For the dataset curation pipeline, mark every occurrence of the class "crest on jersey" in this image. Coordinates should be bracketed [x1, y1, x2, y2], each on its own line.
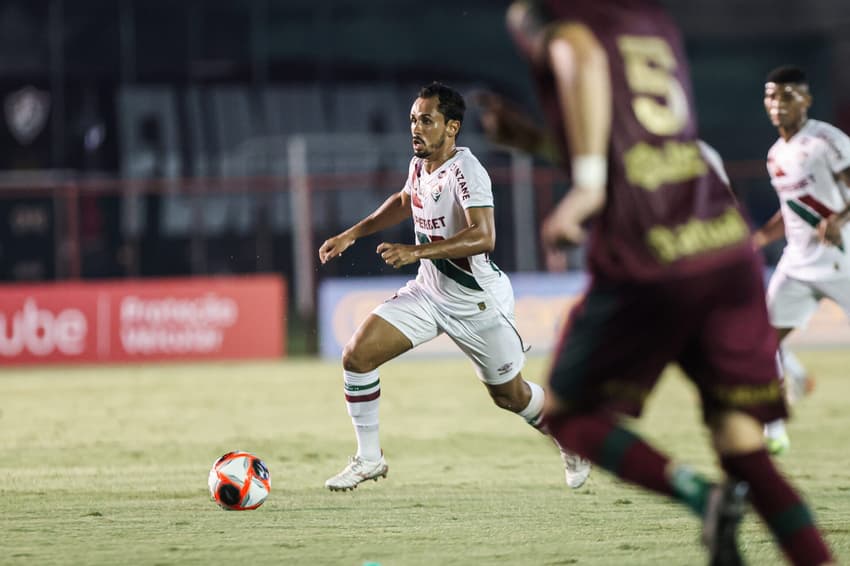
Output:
[430, 183, 444, 202]
[4, 86, 50, 145]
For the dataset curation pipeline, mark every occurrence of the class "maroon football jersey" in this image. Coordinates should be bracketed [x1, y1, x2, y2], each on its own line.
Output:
[528, 0, 752, 281]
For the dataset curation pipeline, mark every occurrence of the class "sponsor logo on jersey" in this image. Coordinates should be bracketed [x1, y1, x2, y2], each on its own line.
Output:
[623, 140, 708, 191]
[413, 214, 447, 230]
[451, 163, 470, 200]
[647, 207, 749, 263]
[496, 362, 514, 376]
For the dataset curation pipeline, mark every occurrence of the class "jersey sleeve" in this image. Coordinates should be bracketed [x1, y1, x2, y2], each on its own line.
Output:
[453, 158, 494, 209]
[820, 124, 850, 174]
[698, 140, 731, 187]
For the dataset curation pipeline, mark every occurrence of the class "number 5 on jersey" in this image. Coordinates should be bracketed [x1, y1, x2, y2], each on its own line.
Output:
[618, 35, 689, 136]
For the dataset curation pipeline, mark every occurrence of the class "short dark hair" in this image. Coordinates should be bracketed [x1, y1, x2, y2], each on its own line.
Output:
[418, 82, 465, 124]
[766, 65, 807, 85]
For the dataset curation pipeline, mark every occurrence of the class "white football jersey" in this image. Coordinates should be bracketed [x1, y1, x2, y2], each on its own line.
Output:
[766, 119, 850, 281]
[402, 147, 514, 317]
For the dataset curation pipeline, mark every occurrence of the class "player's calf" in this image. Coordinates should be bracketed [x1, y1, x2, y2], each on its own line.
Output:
[488, 377, 592, 488]
[721, 449, 834, 565]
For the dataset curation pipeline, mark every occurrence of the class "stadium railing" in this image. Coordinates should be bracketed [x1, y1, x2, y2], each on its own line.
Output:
[0, 144, 775, 323]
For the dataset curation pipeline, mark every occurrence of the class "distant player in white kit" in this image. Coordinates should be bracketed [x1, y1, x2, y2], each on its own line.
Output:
[753, 66, 850, 454]
[318, 82, 590, 491]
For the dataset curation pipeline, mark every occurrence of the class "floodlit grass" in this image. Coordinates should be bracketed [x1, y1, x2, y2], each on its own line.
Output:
[2, 352, 849, 565]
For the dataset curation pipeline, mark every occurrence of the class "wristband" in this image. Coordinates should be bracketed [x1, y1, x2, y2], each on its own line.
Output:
[572, 154, 608, 191]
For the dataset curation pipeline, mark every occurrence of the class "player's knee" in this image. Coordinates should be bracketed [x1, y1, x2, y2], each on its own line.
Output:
[341, 343, 377, 373]
[707, 410, 764, 455]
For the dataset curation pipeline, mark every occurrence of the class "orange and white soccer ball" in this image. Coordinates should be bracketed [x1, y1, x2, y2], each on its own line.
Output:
[207, 451, 271, 510]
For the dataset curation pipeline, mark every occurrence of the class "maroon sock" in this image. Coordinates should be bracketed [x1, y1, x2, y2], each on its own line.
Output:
[547, 412, 675, 498]
[721, 450, 833, 566]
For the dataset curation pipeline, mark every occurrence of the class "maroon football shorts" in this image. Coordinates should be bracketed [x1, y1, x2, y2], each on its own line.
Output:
[548, 257, 788, 424]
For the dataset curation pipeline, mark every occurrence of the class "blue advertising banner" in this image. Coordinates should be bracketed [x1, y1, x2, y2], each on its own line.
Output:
[319, 270, 849, 360]
[318, 273, 589, 360]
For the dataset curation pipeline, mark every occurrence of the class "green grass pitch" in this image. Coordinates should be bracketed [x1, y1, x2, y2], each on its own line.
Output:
[2, 351, 849, 565]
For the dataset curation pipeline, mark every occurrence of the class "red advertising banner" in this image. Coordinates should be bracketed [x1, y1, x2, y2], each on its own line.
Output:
[0, 275, 285, 365]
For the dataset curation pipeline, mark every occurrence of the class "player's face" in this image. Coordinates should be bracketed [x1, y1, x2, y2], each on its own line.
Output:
[410, 96, 456, 158]
[764, 82, 811, 130]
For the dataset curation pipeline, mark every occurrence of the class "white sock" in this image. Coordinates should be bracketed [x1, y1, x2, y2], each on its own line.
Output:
[781, 347, 807, 383]
[517, 380, 577, 458]
[343, 369, 382, 461]
[518, 380, 545, 429]
[764, 419, 787, 440]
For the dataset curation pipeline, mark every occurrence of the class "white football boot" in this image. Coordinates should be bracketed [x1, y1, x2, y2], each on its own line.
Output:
[325, 455, 388, 491]
[561, 449, 591, 488]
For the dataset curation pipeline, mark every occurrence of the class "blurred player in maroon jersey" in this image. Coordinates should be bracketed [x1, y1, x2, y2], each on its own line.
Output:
[488, 1, 835, 564]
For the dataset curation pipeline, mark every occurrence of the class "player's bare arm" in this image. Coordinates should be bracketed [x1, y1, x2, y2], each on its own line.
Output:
[541, 22, 611, 247]
[319, 190, 412, 264]
[753, 210, 786, 249]
[378, 207, 495, 269]
[817, 166, 850, 246]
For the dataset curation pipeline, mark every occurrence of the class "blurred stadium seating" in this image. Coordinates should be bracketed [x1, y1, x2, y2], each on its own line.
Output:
[0, 0, 847, 353]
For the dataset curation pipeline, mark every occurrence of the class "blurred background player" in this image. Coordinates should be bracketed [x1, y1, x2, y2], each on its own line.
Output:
[318, 82, 590, 492]
[754, 65, 850, 456]
[504, 1, 835, 565]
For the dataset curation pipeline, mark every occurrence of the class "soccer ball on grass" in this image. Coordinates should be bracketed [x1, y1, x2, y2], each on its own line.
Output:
[208, 451, 271, 510]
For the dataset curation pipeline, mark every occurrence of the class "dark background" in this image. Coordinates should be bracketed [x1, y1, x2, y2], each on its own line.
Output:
[0, 0, 848, 284]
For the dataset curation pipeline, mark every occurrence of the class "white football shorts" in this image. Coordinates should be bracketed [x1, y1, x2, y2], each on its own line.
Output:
[373, 279, 526, 385]
[767, 270, 850, 329]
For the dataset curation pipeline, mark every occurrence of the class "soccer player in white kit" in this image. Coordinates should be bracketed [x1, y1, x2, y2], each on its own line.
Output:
[754, 66, 850, 454]
[318, 82, 590, 491]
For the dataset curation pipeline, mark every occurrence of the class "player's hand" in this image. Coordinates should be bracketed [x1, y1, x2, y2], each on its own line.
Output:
[377, 242, 418, 269]
[318, 233, 355, 264]
[817, 215, 843, 247]
[542, 214, 586, 249]
[472, 91, 543, 152]
[541, 196, 587, 249]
